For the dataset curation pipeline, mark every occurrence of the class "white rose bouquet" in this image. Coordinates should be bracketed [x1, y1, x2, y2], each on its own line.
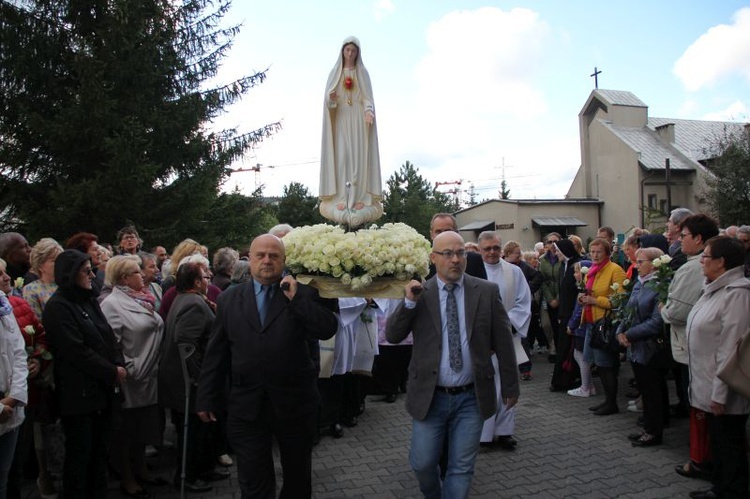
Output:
[283, 223, 431, 293]
[645, 254, 674, 304]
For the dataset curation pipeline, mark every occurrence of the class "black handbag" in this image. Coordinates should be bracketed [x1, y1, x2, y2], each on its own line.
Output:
[589, 314, 620, 353]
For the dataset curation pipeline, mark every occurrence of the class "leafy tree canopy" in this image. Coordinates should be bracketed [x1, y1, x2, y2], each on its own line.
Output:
[275, 182, 324, 228]
[703, 126, 750, 226]
[381, 161, 459, 238]
[0, 0, 279, 247]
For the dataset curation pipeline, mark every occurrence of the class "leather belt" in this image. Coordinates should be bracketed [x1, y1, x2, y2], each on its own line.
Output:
[435, 383, 474, 395]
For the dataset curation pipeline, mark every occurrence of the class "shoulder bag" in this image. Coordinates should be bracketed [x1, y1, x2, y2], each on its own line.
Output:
[717, 332, 750, 399]
[589, 313, 620, 354]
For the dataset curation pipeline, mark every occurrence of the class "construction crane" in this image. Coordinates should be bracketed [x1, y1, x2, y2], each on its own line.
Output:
[435, 179, 464, 204]
[230, 163, 268, 190]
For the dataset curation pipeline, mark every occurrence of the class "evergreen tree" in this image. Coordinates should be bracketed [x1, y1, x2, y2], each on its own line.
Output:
[468, 183, 478, 206]
[703, 125, 750, 226]
[194, 187, 275, 255]
[275, 182, 324, 228]
[0, 0, 278, 243]
[382, 161, 459, 238]
[500, 179, 511, 199]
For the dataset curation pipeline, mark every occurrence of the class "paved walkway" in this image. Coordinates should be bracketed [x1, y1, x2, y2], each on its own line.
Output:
[22, 355, 743, 498]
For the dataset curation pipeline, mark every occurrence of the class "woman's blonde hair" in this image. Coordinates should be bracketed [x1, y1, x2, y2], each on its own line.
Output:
[635, 247, 664, 263]
[502, 241, 521, 257]
[104, 255, 141, 287]
[168, 239, 201, 277]
[30, 238, 63, 274]
[568, 235, 584, 255]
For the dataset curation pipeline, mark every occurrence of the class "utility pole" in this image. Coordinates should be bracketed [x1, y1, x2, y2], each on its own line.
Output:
[496, 157, 512, 199]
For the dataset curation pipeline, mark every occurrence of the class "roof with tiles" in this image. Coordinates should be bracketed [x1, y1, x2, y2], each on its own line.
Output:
[648, 117, 745, 161]
[595, 89, 647, 108]
[588, 89, 747, 170]
[601, 120, 696, 171]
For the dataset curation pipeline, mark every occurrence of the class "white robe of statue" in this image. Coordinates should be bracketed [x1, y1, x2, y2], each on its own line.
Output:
[319, 36, 383, 227]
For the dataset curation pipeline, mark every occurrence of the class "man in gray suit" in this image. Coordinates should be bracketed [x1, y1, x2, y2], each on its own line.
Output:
[387, 231, 519, 499]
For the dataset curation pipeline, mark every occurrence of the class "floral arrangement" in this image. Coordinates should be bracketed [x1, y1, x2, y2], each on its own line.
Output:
[283, 223, 431, 292]
[645, 254, 674, 303]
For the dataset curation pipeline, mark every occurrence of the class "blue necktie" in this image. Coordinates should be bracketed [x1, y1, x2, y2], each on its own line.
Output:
[445, 283, 462, 372]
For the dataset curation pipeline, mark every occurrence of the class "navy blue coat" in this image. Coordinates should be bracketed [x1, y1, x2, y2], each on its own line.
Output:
[616, 277, 665, 365]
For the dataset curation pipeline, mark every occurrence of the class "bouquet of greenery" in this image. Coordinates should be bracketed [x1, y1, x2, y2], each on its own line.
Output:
[645, 254, 674, 304]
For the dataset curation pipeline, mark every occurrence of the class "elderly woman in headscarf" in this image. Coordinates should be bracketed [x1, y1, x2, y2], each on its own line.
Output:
[319, 36, 382, 226]
[43, 249, 126, 499]
[100, 255, 165, 497]
[549, 239, 583, 393]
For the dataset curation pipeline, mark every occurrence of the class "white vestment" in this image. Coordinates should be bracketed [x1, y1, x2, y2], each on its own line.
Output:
[481, 259, 532, 441]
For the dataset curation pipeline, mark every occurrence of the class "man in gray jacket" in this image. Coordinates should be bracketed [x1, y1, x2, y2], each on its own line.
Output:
[387, 231, 518, 499]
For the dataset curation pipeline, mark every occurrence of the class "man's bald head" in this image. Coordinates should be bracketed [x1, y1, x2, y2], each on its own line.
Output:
[249, 234, 285, 285]
[431, 231, 466, 283]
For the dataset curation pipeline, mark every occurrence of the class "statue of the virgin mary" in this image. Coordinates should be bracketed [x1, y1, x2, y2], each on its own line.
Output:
[319, 36, 383, 227]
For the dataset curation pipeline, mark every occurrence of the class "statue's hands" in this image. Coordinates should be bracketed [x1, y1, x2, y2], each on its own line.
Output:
[364, 111, 374, 125]
[329, 90, 338, 101]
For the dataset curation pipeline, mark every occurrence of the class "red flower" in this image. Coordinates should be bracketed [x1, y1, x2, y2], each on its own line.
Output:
[344, 76, 353, 90]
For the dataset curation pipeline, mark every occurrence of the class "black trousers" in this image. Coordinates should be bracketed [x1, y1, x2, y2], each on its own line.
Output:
[550, 329, 580, 390]
[707, 412, 749, 498]
[171, 410, 216, 482]
[546, 305, 560, 353]
[317, 375, 344, 428]
[371, 344, 412, 395]
[61, 411, 111, 499]
[631, 361, 669, 436]
[228, 404, 316, 499]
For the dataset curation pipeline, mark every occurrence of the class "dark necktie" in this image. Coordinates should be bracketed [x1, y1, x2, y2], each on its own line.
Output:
[445, 283, 462, 372]
[259, 284, 273, 326]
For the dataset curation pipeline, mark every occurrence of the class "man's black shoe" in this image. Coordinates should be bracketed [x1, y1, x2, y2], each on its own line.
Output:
[383, 393, 398, 403]
[496, 435, 517, 450]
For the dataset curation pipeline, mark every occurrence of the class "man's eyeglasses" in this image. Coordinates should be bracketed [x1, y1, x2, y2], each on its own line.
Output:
[480, 245, 501, 252]
[680, 232, 692, 239]
[700, 253, 719, 260]
[432, 250, 466, 259]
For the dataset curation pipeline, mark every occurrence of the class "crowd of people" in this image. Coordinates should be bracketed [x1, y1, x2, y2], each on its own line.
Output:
[0, 212, 748, 499]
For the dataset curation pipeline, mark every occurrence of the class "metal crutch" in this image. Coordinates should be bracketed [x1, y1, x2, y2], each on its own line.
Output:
[177, 343, 196, 499]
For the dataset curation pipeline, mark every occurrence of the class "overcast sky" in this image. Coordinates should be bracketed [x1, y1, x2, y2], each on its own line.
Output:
[211, 1, 750, 204]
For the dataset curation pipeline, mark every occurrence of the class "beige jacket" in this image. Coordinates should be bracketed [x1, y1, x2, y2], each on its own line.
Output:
[662, 254, 703, 364]
[686, 267, 750, 414]
[101, 287, 164, 409]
